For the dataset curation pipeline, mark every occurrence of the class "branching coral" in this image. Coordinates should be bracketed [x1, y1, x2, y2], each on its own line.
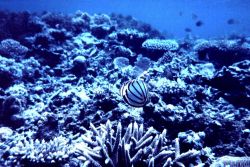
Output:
[3, 134, 74, 166]
[0, 121, 205, 167]
[75, 120, 200, 167]
[1, 121, 203, 167]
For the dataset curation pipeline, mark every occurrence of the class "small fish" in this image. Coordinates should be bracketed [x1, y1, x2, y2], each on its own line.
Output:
[192, 13, 198, 20]
[196, 20, 204, 27]
[185, 28, 192, 32]
[227, 18, 238, 25]
[120, 79, 148, 107]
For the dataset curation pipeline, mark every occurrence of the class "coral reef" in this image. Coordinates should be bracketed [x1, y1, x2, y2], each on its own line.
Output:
[0, 121, 209, 167]
[0, 11, 249, 167]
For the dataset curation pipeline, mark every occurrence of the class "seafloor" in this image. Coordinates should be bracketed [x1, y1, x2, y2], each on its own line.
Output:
[0, 11, 249, 167]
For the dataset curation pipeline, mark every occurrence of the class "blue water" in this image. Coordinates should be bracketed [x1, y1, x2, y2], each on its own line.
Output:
[0, 0, 250, 38]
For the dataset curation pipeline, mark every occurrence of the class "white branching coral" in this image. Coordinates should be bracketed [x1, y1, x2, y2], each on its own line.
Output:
[4, 134, 74, 166]
[75, 120, 200, 167]
[2, 121, 203, 166]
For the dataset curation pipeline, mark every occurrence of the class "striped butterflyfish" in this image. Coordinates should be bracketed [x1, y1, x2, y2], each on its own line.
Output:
[120, 79, 148, 107]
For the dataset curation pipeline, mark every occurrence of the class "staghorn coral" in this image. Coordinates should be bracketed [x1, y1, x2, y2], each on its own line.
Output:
[75, 120, 201, 167]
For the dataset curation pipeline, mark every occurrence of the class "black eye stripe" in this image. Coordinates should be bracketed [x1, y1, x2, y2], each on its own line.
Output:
[123, 92, 130, 105]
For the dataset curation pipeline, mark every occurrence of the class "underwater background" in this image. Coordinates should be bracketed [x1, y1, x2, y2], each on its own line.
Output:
[0, 0, 250, 167]
[1, 0, 250, 38]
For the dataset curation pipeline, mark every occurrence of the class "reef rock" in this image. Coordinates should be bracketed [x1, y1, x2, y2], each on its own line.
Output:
[194, 39, 250, 67]
[0, 56, 23, 89]
[209, 60, 250, 108]
[0, 39, 28, 60]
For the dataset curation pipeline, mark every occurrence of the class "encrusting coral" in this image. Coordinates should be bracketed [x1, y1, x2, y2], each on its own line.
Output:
[75, 120, 201, 167]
